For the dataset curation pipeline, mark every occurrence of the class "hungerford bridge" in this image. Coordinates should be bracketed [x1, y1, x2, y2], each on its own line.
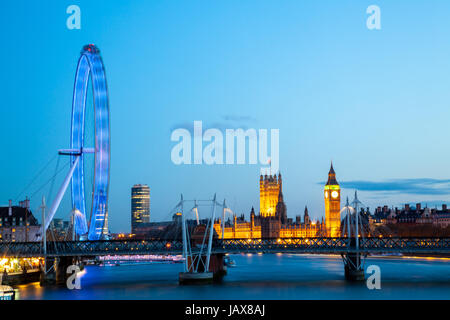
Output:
[2, 45, 449, 285]
[3, 237, 449, 258]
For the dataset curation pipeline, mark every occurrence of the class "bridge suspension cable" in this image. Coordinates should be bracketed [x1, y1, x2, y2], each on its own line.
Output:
[13, 153, 58, 202]
[29, 159, 70, 201]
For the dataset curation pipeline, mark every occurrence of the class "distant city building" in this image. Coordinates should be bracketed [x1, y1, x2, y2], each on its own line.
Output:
[369, 203, 450, 229]
[130, 213, 198, 239]
[172, 212, 182, 224]
[132, 221, 174, 238]
[48, 218, 71, 240]
[50, 218, 64, 231]
[131, 184, 150, 233]
[0, 199, 41, 242]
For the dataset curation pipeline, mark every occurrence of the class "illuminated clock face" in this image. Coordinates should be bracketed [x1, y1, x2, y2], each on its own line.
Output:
[331, 191, 339, 199]
[325, 191, 329, 198]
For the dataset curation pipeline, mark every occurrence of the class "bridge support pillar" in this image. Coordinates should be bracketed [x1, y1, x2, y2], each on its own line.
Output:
[40, 256, 80, 287]
[211, 253, 227, 282]
[55, 256, 77, 286]
[342, 252, 365, 281]
[40, 257, 57, 286]
[179, 253, 226, 285]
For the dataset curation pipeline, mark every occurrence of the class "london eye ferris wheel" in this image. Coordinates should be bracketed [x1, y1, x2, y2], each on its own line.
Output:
[70, 44, 110, 240]
[45, 44, 110, 241]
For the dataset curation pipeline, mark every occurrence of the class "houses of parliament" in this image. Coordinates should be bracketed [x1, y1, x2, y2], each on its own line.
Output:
[213, 163, 341, 238]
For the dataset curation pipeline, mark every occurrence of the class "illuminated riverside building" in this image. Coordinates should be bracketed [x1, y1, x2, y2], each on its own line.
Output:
[214, 172, 325, 239]
[370, 203, 450, 227]
[214, 208, 262, 239]
[131, 184, 150, 233]
[0, 199, 41, 242]
[259, 173, 282, 218]
[214, 206, 324, 239]
[324, 163, 341, 237]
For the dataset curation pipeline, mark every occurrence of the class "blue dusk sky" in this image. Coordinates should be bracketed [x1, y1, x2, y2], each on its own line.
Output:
[2, 0, 450, 233]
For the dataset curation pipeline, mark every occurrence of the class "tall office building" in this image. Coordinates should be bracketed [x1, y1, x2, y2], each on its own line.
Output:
[131, 184, 150, 233]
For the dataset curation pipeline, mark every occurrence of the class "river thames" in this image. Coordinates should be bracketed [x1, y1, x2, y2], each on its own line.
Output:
[14, 254, 450, 300]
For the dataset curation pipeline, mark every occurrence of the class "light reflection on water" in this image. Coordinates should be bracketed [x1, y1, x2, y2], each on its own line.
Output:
[15, 254, 450, 300]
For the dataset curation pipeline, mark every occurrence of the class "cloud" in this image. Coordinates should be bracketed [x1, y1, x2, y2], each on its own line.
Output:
[169, 121, 196, 133]
[408, 200, 449, 207]
[170, 115, 258, 134]
[319, 178, 450, 195]
[221, 115, 257, 123]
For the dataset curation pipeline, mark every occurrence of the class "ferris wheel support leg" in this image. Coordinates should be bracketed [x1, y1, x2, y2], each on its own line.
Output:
[43, 156, 80, 232]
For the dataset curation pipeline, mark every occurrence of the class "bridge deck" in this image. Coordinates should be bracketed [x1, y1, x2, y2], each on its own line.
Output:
[1, 238, 449, 257]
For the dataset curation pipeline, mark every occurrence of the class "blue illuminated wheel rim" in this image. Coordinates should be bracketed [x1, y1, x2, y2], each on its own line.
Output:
[71, 44, 110, 241]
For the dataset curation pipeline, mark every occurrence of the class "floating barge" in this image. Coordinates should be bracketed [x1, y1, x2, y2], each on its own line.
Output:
[1, 269, 41, 286]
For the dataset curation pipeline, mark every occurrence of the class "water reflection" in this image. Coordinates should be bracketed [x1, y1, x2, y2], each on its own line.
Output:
[15, 254, 450, 300]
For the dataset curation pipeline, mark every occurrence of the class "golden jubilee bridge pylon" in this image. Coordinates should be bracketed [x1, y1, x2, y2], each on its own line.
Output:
[174, 194, 232, 284]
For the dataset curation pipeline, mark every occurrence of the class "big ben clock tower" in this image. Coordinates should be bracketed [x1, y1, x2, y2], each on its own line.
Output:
[324, 162, 341, 237]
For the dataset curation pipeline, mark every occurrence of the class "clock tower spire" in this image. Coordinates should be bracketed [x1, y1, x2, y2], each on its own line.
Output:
[324, 162, 341, 237]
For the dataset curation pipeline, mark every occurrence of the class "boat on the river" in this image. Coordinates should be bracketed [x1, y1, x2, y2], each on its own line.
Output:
[0, 285, 15, 300]
[224, 256, 236, 267]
